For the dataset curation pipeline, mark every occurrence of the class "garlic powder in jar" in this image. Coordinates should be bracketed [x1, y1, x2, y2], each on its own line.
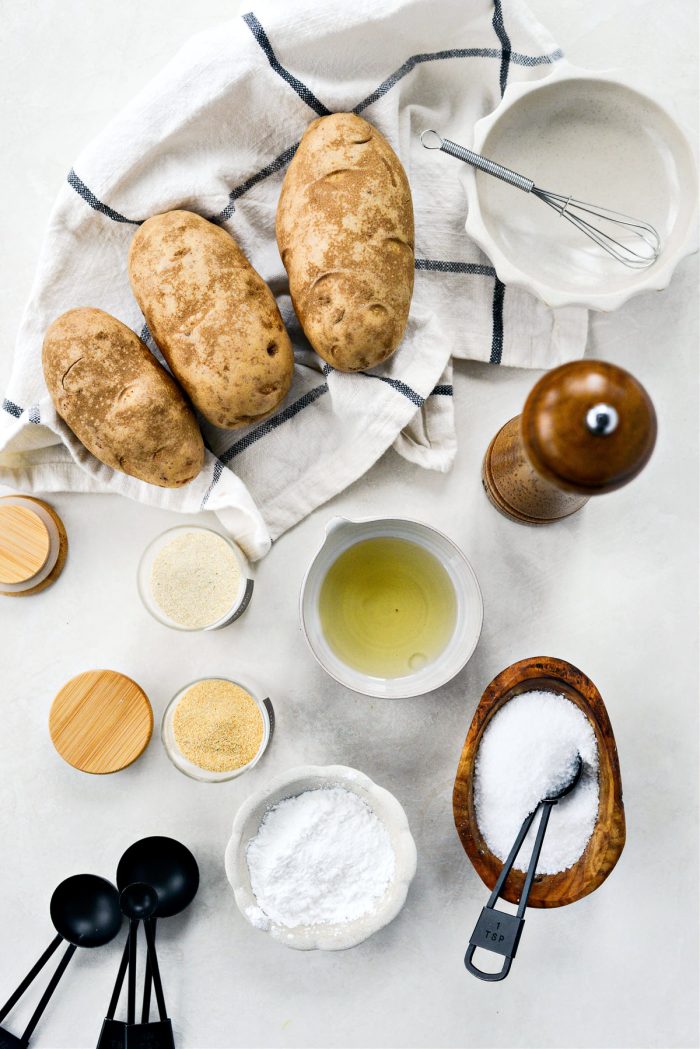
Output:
[138, 526, 251, 630]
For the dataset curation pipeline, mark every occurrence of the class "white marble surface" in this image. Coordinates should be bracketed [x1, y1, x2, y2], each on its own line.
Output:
[0, 2, 698, 1047]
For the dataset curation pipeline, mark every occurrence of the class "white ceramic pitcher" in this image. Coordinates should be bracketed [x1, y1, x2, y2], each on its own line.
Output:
[299, 517, 483, 699]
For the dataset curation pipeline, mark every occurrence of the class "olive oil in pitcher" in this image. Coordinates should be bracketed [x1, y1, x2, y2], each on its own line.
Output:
[318, 537, 457, 679]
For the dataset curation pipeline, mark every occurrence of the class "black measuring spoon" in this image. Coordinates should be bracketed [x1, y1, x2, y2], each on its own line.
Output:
[0, 874, 122, 1048]
[116, 837, 198, 1025]
[465, 754, 584, 982]
[97, 883, 174, 1049]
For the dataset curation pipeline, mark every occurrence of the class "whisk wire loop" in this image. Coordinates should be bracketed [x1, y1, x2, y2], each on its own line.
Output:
[532, 187, 661, 268]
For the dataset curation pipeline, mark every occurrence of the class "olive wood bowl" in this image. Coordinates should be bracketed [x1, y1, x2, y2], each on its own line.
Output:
[453, 656, 625, 908]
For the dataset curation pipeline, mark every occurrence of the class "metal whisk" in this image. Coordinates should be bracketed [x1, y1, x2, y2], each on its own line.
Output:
[421, 129, 660, 269]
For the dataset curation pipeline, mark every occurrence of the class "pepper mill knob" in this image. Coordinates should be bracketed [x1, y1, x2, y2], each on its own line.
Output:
[482, 360, 657, 525]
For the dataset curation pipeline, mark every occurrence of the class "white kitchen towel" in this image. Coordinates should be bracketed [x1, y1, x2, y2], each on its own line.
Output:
[0, 0, 588, 559]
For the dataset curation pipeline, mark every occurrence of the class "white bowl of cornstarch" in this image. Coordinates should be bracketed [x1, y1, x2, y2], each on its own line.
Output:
[225, 765, 417, 950]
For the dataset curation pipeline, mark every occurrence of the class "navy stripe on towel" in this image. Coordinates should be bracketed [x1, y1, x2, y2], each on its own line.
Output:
[492, 0, 512, 97]
[67, 170, 141, 225]
[200, 383, 329, 506]
[2, 399, 22, 418]
[512, 48, 562, 66]
[355, 48, 501, 113]
[220, 383, 329, 464]
[243, 13, 330, 117]
[416, 258, 496, 277]
[353, 46, 560, 113]
[323, 364, 453, 407]
[138, 321, 169, 369]
[322, 363, 423, 405]
[489, 1, 511, 363]
[200, 459, 225, 509]
[215, 141, 300, 222]
[490, 277, 505, 364]
[369, 375, 454, 402]
[369, 374, 424, 406]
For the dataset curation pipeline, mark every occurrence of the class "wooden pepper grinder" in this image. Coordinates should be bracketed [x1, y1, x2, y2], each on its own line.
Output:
[482, 360, 657, 525]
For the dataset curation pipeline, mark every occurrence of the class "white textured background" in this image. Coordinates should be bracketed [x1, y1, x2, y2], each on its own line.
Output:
[0, 2, 698, 1047]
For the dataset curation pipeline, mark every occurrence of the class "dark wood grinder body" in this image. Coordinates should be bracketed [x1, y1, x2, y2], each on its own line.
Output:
[482, 361, 657, 525]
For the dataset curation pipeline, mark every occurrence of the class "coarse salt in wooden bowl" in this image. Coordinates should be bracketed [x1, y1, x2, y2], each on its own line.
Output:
[453, 656, 625, 908]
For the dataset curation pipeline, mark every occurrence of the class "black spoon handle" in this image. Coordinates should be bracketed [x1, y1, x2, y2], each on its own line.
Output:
[517, 801, 555, 918]
[141, 919, 156, 1023]
[143, 919, 168, 1023]
[465, 807, 537, 982]
[21, 943, 76, 1044]
[106, 934, 130, 1020]
[127, 920, 138, 1026]
[487, 807, 539, 907]
[465, 801, 556, 982]
[0, 934, 63, 1023]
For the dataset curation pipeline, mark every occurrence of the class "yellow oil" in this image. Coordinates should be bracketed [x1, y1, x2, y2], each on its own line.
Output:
[318, 537, 457, 678]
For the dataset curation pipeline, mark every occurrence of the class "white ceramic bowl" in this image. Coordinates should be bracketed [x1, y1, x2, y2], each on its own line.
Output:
[225, 764, 418, 951]
[464, 61, 698, 310]
[299, 517, 483, 699]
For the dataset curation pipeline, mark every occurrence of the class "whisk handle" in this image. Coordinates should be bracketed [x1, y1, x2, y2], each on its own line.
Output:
[436, 137, 534, 193]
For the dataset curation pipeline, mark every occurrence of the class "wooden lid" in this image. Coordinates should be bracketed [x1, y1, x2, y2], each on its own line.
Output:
[0, 504, 50, 583]
[521, 360, 657, 495]
[49, 670, 153, 775]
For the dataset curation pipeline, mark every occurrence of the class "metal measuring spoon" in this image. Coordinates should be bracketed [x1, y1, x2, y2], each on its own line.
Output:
[465, 754, 584, 982]
[0, 875, 122, 1048]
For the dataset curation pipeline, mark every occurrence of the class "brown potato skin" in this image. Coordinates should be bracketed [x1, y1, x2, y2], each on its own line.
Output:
[128, 211, 294, 429]
[276, 113, 415, 372]
[42, 308, 204, 488]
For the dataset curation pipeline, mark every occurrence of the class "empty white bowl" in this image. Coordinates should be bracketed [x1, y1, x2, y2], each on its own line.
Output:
[224, 764, 417, 950]
[464, 61, 698, 310]
[299, 517, 483, 699]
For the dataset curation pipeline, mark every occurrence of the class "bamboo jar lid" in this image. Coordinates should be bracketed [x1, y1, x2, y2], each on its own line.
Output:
[0, 504, 50, 583]
[521, 360, 657, 495]
[0, 495, 68, 596]
[49, 670, 153, 774]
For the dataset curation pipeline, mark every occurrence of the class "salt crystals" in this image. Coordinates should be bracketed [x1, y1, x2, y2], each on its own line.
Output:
[474, 690, 600, 875]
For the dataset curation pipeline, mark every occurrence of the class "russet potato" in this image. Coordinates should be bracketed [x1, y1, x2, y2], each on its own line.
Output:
[129, 211, 294, 429]
[42, 307, 204, 487]
[276, 113, 414, 372]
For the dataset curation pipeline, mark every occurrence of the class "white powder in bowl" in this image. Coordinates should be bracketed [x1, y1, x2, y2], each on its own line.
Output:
[474, 690, 600, 876]
[245, 787, 396, 928]
[150, 530, 241, 629]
